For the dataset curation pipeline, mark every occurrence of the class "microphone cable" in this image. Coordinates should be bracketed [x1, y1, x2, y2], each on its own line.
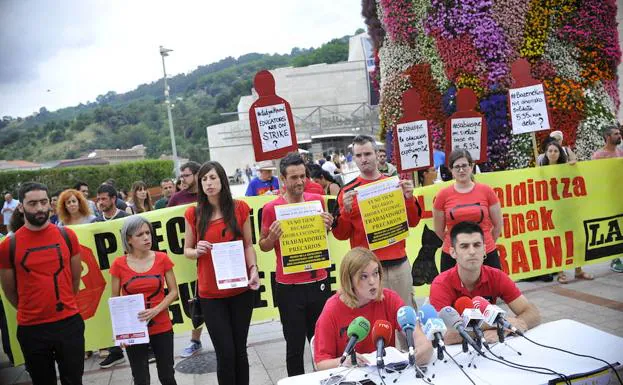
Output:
[519, 334, 623, 385]
[439, 345, 477, 385]
[482, 342, 572, 385]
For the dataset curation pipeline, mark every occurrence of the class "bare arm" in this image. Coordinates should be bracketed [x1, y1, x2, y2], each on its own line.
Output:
[242, 217, 260, 289]
[111, 275, 121, 297]
[70, 253, 82, 294]
[489, 203, 503, 242]
[414, 325, 434, 365]
[507, 295, 541, 331]
[183, 219, 200, 259]
[432, 208, 446, 242]
[158, 269, 179, 312]
[259, 221, 281, 252]
[0, 269, 17, 308]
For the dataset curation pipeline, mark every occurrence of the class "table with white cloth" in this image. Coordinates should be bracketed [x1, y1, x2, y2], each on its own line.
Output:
[278, 319, 623, 385]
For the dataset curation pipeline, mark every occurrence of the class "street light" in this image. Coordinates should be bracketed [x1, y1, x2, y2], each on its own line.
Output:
[159, 45, 180, 177]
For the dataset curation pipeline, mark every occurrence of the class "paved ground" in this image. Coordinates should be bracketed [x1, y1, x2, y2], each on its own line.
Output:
[1, 260, 622, 385]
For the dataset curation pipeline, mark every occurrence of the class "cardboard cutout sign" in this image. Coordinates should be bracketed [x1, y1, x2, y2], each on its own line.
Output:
[508, 59, 551, 135]
[392, 88, 433, 173]
[445, 88, 488, 163]
[249, 70, 298, 161]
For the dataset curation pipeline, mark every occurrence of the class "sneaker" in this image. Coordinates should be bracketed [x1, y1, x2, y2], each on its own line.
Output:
[611, 258, 623, 273]
[180, 341, 202, 358]
[99, 354, 125, 369]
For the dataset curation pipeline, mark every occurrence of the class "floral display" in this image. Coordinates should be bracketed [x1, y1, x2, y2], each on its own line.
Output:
[362, 0, 620, 167]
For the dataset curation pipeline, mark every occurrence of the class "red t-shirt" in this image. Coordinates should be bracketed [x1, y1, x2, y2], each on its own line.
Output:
[332, 175, 421, 261]
[429, 265, 522, 312]
[0, 224, 81, 326]
[433, 183, 499, 253]
[314, 288, 404, 363]
[261, 193, 328, 284]
[185, 200, 251, 298]
[305, 179, 325, 195]
[110, 252, 174, 335]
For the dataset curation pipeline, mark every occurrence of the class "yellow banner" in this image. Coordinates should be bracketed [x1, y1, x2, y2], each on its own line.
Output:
[356, 177, 409, 250]
[275, 201, 331, 274]
[2, 158, 622, 365]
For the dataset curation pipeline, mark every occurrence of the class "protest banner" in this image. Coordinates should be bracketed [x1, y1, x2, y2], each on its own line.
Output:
[445, 88, 487, 163]
[2, 158, 622, 365]
[393, 88, 433, 173]
[355, 176, 409, 250]
[248, 70, 298, 161]
[275, 201, 330, 274]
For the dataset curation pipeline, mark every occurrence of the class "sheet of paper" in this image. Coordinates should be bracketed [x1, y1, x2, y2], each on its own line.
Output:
[211, 240, 249, 290]
[108, 294, 150, 346]
[360, 346, 408, 367]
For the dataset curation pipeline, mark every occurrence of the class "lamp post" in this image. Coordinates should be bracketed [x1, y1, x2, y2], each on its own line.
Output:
[159, 45, 180, 177]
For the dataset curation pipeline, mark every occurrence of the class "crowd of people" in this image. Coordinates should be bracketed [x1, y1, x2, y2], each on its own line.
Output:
[0, 123, 620, 385]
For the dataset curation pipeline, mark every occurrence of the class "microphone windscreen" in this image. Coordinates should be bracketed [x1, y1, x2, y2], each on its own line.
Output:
[371, 320, 393, 345]
[454, 296, 474, 316]
[472, 296, 491, 311]
[418, 304, 438, 324]
[397, 306, 417, 331]
[347, 316, 371, 342]
[438, 306, 462, 329]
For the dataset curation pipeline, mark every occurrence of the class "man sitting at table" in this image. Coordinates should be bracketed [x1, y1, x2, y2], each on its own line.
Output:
[429, 221, 541, 344]
[314, 248, 433, 370]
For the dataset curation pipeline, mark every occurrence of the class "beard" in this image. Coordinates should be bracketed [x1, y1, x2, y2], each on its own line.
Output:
[24, 210, 50, 227]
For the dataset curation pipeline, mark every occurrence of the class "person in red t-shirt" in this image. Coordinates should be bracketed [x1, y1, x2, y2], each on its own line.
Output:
[314, 247, 432, 370]
[332, 135, 422, 308]
[429, 221, 541, 345]
[259, 152, 334, 377]
[110, 215, 178, 385]
[183, 161, 260, 385]
[433, 149, 503, 272]
[0, 182, 84, 385]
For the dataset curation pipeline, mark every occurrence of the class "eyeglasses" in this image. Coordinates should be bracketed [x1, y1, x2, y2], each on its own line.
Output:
[180, 173, 194, 178]
[452, 164, 471, 171]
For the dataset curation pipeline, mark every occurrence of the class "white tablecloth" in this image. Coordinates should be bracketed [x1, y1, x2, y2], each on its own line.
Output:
[278, 319, 623, 385]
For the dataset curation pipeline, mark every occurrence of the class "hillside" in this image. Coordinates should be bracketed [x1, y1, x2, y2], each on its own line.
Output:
[0, 31, 360, 163]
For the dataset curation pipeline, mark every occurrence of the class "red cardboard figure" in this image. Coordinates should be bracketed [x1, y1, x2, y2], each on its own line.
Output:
[248, 70, 298, 161]
[508, 59, 552, 135]
[75, 245, 106, 320]
[444, 88, 488, 164]
[392, 88, 434, 173]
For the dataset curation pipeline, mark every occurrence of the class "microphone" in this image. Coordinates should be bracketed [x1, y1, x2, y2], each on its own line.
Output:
[339, 316, 371, 364]
[438, 306, 483, 355]
[472, 296, 522, 335]
[371, 320, 393, 369]
[454, 296, 485, 330]
[397, 306, 417, 366]
[418, 304, 447, 360]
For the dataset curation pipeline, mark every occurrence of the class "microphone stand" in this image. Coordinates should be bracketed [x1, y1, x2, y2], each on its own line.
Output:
[496, 321, 505, 343]
[350, 350, 357, 367]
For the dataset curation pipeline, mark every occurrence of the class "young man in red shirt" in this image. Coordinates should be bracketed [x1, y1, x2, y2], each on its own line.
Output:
[429, 221, 541, 344]
[0, 182, 84, 384]
[259, 152, 334, 376]
[332, 135, 422, 308]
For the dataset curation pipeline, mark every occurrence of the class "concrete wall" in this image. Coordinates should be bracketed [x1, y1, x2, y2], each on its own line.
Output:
[206, 120, 255, 175]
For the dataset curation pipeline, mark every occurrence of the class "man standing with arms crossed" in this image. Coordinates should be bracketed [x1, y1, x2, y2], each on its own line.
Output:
[260, 152, 334, 376]
[333, 135, 421, 307]
[0, 182, 84, 384]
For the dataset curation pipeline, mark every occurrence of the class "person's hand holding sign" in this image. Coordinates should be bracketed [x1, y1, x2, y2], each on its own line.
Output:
[399, 179, 414, 200]
[138, 308, 159, 323]
[320, 212, 334, 231]
[266, 221, 283, 243]
[247, 265, 260, 290]
[342, 190, 358, 213]
[196, 240, 212, 257]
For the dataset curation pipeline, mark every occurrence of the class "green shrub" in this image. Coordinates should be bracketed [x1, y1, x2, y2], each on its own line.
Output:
[0, 160, 174, 195]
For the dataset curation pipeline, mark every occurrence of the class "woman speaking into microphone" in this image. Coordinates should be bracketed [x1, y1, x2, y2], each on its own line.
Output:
[313, 248, 432, 370]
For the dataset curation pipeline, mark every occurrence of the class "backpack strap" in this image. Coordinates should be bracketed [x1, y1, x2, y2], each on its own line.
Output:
[8, 234, 16, 269]
[57, 226, 74, 256]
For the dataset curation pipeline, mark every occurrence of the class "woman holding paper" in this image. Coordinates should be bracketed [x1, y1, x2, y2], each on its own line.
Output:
[110, 216, 179, 385]
[433, 149, 503, 272]
[313, 247, 432, 370]
[183, 161, 260, 385]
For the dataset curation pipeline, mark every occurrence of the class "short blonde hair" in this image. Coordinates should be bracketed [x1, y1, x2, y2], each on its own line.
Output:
[339, 247, 384, 308]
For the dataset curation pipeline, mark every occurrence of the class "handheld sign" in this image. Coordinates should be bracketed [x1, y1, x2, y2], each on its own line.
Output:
[393, 88, 433, 173]
[508, 60, 551, 135]
[355, 177, 409, 250]
[445, 88, 488, 163]
[274, 201, 330, 274]
[249, 70, 298, 161]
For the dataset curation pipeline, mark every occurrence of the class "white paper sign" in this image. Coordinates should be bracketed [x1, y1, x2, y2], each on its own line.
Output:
[255, 103, 293, 152]
[275, 200, 323, 220]
[396, 120, 431, 170]
[211, 240, 249, 290]
[509, 84, 550, 134]
[108, 294, 150, 346]
[450, 117, 483, 162]
[356, 176, 401, 201]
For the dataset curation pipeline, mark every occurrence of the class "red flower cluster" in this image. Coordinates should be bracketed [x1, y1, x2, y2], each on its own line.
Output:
[404, 64, 447, 147]
[432, 31, 483, 83]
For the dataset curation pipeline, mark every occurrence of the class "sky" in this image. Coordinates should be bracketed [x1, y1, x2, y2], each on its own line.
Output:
[0, 0, 365, 118]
